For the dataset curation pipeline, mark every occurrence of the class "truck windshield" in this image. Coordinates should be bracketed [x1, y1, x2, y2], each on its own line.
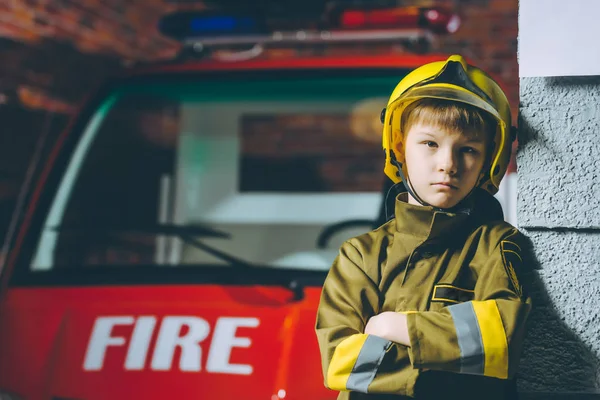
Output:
[30, 71, 404, 272]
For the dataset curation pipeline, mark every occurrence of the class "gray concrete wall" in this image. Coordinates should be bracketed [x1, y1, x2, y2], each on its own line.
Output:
[517, 76, 600, 395]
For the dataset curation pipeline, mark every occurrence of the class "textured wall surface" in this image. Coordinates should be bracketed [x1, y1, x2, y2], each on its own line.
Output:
[519, 77, 600, 228]
[518, 76, 600, 394]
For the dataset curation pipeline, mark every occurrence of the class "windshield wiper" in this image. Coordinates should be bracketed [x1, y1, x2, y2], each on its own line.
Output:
[176, 233, 255, 269]
[52, 223, 256, 268]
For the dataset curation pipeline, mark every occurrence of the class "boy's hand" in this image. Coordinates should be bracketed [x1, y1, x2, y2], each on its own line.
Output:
[365, 312, 411, 346]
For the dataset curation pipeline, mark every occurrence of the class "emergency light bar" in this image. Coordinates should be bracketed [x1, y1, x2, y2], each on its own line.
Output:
[159, 6, 459, 56]
[160, 7, 460, 40]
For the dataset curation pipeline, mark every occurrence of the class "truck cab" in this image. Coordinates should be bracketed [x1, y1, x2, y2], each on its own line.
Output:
[0, 6, 515, 400]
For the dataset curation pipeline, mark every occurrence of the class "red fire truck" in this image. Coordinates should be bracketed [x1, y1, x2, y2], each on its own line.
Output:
[0, 6, 515, 399]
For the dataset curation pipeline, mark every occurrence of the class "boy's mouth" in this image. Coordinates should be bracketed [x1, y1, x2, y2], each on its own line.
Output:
[432, 182, 458, 190]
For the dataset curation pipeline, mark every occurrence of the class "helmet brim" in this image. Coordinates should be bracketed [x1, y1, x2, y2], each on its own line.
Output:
[390, 84, 505, 126]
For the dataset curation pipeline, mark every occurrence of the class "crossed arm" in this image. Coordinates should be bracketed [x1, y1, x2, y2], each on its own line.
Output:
[315, 233, 531, 395]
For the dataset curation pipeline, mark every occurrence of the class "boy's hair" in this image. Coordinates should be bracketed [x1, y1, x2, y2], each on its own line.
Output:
[401, 98, 496, 148]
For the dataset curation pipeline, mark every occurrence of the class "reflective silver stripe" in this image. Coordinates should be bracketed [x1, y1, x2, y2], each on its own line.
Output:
[449, 302, 485, 375]
[346, 335, 391, 393]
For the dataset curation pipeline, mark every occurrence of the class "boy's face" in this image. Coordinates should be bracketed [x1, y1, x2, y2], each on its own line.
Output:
[402, 122, 488, 209]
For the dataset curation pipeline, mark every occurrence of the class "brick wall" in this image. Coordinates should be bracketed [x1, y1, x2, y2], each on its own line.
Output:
[0, 0, 518, 117]
[0, 0, 518, 221]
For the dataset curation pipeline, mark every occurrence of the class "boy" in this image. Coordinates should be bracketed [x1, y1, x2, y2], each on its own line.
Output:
[315, 55, 531, 399]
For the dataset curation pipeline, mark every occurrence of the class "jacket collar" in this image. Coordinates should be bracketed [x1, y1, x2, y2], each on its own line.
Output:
[394, 192, 473, 241]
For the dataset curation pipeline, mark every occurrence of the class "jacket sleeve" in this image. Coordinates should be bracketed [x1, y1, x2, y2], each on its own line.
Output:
[406, 229, 532, 379]
[315, 240, 416, 395]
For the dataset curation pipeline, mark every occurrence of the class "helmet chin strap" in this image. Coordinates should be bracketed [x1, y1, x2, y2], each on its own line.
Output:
[390, 154, 434, 208]
[397, 166, 431, 207]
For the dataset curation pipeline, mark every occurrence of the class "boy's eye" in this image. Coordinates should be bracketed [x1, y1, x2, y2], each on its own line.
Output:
[423, 141, 438, 148]
[462, 147, 479, 154]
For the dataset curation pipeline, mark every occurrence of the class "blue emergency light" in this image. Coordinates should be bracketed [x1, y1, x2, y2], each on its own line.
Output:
[159, 11, 267, 41]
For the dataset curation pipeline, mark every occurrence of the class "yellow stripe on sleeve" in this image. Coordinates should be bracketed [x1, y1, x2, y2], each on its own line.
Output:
[472, 300, 509, 379]
[327, 333, 368, 390]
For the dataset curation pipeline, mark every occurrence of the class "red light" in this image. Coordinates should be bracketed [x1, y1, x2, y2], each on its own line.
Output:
[342, 11, 366, 27]
[337, 7, 460, 34]
[340, 8, 420, 29]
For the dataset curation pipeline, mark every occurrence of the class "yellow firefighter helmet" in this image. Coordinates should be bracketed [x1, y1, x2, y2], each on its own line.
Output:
[381, 54, 513, 195]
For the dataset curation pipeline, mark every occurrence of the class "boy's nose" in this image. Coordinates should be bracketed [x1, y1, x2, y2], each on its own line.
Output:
[438, 150, 458, 175]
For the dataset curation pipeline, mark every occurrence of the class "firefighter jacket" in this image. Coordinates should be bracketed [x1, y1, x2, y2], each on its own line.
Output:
[315, 189, 531, 399]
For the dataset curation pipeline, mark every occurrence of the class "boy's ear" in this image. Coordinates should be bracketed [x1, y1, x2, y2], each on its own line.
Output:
[510, 126, 518, 142]
[394, 136, 404, 155]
